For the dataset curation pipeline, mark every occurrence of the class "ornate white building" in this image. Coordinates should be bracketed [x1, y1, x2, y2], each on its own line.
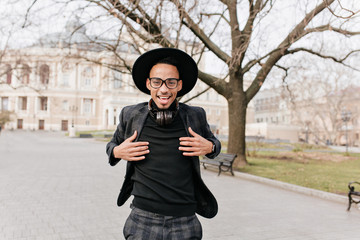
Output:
[0, 21, 229, 136]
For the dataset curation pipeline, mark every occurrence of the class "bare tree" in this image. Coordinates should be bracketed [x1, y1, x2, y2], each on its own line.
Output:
[21, 0, 360, 166]
[281, 60, 358, 146]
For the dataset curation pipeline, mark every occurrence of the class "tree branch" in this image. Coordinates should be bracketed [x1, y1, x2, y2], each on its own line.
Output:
[194, 9, 226, 66]
[305, 24, 360, 36]
[200, 12, 230, 26]
[237, 0, 263, 66]
[325, 0, 360, 19]
[287, 47, 360, 71]
[245, 0, 336, 104]
[169, 0, 231, 64]
[22, 0, 38, 28]
[182, 86, 211, 104]
[106, 0, 173, 47]
[198, 70, 229, 97]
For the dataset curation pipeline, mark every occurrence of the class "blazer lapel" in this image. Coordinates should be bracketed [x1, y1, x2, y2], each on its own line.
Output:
[130, 104, 149, 141]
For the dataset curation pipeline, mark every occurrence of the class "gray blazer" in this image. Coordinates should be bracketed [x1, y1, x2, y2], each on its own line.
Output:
[106, 102, 221, 218]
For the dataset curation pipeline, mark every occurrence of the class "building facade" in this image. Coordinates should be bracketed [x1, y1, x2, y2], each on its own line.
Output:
[0, 44, 229, 136]
[249, 85, 360, 146]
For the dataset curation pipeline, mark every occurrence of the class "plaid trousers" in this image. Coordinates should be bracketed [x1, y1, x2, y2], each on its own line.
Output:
[123, 205, 202, 240]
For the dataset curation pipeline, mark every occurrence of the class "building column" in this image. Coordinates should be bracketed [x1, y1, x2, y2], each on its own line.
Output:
[108, 107, 114, 127]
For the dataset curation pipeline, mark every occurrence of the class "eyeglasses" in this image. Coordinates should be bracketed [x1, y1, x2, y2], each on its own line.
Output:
[148, 77, 180, 89]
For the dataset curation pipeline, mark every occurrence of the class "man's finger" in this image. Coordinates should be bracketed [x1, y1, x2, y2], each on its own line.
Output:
[128, 156, 146, 161]
[179, 140, 192, 146]
[179, 137, 196, 142]
[179, 146, 199, 152]
[130, 149, 149, 156]
[131, 141, 149, 147]
[126, 130, 137, 142]
[188, 127, 199, 137]
[130, 146, 149, 154]
[179, 146, 192, 151]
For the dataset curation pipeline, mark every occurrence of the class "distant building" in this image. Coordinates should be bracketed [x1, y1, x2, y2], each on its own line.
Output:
[246, 88, 299, 143]
[249, 84, 360, 146]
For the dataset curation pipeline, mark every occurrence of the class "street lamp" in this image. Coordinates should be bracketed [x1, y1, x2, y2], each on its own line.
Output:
[69, 105, 78, 137]
[341, 110, 352, 153]
[305, 121, 310, 144]
[70, 105, 78, 127]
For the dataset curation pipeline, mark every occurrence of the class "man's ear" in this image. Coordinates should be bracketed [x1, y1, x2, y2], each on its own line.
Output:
[146, 78, 151, 90]
[177, 80, 183, 92]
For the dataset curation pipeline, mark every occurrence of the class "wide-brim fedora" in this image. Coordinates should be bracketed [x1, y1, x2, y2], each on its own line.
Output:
[132, 48, 198, 97]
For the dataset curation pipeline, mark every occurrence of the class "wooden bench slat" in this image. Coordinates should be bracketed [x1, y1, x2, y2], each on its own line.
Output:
[201, 159, 221, 166]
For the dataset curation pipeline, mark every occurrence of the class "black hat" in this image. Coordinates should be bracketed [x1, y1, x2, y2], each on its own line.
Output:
[132, 48, 198, 97]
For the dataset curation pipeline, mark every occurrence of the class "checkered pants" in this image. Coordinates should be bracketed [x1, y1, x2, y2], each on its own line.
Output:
[123, 206, 202, 240]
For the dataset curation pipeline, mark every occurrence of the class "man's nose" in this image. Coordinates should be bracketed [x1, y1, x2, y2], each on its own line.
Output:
[159, 82, 169, 92]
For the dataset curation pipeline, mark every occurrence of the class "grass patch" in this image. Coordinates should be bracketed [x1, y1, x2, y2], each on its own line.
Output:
[239, 151, 360, 195]
[246, 141, 331, 151]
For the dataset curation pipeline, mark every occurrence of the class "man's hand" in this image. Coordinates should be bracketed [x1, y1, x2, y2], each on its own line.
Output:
[179, 127, 213, 156]
[113, 131, 149, 161]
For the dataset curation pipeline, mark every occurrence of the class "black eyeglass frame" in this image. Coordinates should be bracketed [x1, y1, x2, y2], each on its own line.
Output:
[148, 77, 181, 89]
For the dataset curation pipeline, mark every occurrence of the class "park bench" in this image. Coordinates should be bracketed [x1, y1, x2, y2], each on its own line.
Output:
[200, 153, 237, 176]
[347, 181, 360, 211]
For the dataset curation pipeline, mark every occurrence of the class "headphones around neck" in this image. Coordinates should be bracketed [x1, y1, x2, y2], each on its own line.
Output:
[148, 99, 179, 126]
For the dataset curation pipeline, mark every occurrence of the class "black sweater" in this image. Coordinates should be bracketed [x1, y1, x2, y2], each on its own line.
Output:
[131, 114, 197, 217]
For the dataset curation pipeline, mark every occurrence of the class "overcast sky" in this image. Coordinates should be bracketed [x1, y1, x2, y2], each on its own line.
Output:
[2, 0, 360, 90]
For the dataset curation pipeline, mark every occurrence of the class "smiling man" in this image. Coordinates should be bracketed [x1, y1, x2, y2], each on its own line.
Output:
[106, 48, 221, 240]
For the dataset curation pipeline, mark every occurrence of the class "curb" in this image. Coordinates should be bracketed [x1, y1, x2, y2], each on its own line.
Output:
[233, 171, 348, 204]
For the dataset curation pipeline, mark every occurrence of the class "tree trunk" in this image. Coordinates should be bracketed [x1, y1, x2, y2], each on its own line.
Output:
[227, 85, 248, 167]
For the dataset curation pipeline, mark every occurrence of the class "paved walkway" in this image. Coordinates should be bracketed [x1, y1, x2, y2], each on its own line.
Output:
[1, 130, 360, 240]
[329, 145, 360, 153]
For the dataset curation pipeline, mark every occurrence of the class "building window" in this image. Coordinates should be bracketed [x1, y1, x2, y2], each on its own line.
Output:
[113, 71, 123, 89]
[39, 97, 48, 111]
[83, 67, 94, 87]
[114, 79, 122, 89]
[84, 77, 91, 86]
[61, 63, 70, 86]
[19, 97, 27, 111]
[1, 97, 9, 111]
[62, 73, 70, 86]
[40, 64, 50, 84]
[62, 100, 69, 111]
[22, 64, 31, 84]
[6, 64, 12, 84]
[83, 98, 93, 114]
